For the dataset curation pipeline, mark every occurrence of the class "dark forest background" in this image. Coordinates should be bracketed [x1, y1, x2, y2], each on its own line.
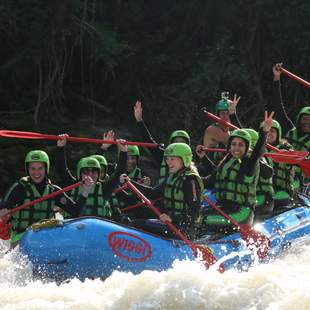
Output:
[0, 0, 309, 194]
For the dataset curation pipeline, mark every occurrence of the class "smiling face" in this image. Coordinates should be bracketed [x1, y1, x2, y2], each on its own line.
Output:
[267, 127, 278, 145]
[127, 155, 138, 173]
[300, 115, 310, 133]
[229, 137, 247, 158]
[165, 156, 184, 174]
[80, 168, 99, 183]
[28, 162, 46, 184]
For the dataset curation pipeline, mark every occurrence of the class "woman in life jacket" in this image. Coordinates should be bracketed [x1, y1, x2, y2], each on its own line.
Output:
[109, 145, 153, 219]
[55, 135, 128, 220]
[120, 142, 204, 239]
[203, 112, 274, 233]
[243, 128, 274, 220]
[0, 150, 93, 244]
[260, 119, 296, 210]
[270, 63, 310, 193]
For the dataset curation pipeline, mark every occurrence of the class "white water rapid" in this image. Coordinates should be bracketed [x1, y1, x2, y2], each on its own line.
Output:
[1, 239, 310, 310]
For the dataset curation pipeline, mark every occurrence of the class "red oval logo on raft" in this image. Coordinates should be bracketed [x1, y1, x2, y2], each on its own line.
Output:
[108, 231, 152, 262]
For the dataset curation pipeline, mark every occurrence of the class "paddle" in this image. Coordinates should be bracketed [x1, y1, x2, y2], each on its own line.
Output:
[0, 181, 82, 240]
[123, 180, 219, 269]
[203, 111, 310, 176]
[280, 67, 310, 89]
[203, 147, 309, 169]
[204, 195, 270, 259]
[0, 130, 160, 148]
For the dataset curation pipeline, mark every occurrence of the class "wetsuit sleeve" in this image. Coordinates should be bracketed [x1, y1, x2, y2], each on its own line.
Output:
[203, 170, 217, 189]
[268, 80, 295, 135]
[0, 183, 27, 210]
[196, 155, 216, 177]
[52, 186, 87, 217]
[183, 175, 202, 218]
[101, 150, 127, 200]
[259, 158, 273, 179]
[241, 128, 267, 176]
[128, 180, 164, 201]
[55, 146, 77, 186]
[136, 120, 165, 165]
[97, 148, 117, 174]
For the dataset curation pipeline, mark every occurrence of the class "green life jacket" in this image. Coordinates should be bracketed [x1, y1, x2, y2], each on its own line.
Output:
[9, 177, 55, 235]
[256, 158, 275, 206]
[159, 158, 169, 184]
[163, 168, 204, 224]
[270, 143, 295, 197]
[215, 157, 259, 207]
[110, 166, 143, 209]
[286, 129, 310, 186]
[70, 182, 111, 218]
[286, 128, 310, 153]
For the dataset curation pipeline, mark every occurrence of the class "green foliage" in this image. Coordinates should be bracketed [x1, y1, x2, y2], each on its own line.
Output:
[0, 0, 310, 193]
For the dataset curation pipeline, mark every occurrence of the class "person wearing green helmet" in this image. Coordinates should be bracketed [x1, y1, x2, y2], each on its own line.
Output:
[109, 144, 152, 219]
[120, 142, 204, 239]
[258, 118, 296, 210]
[269, 63, 309, 193]
[55, 134, 128, 220]
[202, 93, 242, 165]
[0, 150, 93, 244]
[243, 128, 275, 219]
[90, 154, 108, 181]
[203, 112, 274, 232]
[133, 100, 191, 184]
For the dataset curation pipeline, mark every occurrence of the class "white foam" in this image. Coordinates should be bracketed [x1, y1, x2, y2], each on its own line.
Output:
[0, 239, 310, 310]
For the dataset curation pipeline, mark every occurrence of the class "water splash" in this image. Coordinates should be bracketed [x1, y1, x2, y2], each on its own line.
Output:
[0, 239, 310, 310]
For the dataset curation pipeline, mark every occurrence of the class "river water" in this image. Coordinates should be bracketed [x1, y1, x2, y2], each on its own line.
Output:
[0, 238, 309, 310]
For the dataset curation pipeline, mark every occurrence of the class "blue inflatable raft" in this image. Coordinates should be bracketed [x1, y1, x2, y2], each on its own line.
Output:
[19, 193, 310, 281]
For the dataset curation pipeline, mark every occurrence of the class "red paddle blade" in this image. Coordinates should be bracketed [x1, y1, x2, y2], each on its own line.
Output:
[239, 224, 270, 259]
[264, 152, 306, 164]
[278, 150, 309, 157]
[299, 159, 310, 178]
[0, 130, 45, 139]
[194, 244, 218, 267]
[0, 217, 11, 240]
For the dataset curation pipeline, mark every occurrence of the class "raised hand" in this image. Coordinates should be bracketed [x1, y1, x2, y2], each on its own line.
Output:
[273, 63, 283, 81]
[263, 111, 275, 132]
[228, 94, 241, 115]
[101, 130, 115, 150]
[134, 100, 143, 122]
[57, 134, 69, 147]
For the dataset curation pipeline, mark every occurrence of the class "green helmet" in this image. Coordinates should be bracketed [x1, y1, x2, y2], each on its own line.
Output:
[169, 130, 190, 145]
[77, 156, 101, 179]
[127, 145, 140, 157]
[215, 99, 229, 115]
[164, 143, 193, 168]
[90, 155, 107, 167]
[243, 128, 259, 149]
[228, 129, 251, 154]
[297, 106, 310, 125]
[260, 119, 282, 143]
[25, 150, 50, 174]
